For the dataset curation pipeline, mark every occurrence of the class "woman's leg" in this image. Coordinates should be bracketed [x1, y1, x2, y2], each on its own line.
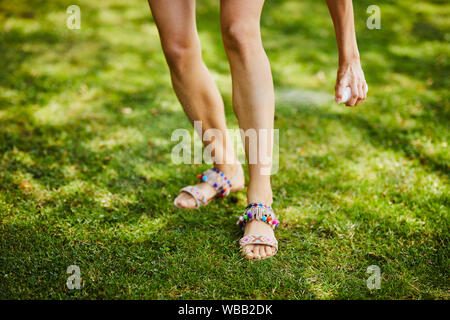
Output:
[148, 0, 243, 208]
[220, 0, 276, 259]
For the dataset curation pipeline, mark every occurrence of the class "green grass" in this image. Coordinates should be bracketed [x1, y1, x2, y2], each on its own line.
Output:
[0, 0, 449, 299]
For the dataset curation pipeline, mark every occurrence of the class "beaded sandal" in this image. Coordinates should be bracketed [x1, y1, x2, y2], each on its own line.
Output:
[237, 203, 280, 259]
[174, 166, 244, 209]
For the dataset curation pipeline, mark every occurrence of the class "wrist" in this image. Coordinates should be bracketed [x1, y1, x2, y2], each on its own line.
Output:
[338, 53, 360, 67]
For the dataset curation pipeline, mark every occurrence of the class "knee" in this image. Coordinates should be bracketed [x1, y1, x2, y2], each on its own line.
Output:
[162, 37, 199, 73]
[221, 21, 261, 55]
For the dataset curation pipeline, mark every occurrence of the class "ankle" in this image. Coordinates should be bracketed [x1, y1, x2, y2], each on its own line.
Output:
[215, 162, 241, 178]
[247, 185, 273, 207]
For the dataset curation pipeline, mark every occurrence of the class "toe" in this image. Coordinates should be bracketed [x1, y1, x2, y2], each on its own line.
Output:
[265, 245, 274, 258]
[175, 193, 196, 209]
[259, 246, 266, 259]
[174, 194, 183, 206]
[174, 197, 183, 207]
[242, 245, 254, 259]
[252, 247, 261, 260]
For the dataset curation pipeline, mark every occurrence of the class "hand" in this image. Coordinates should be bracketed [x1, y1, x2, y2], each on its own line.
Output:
[335, 59, 367, 106]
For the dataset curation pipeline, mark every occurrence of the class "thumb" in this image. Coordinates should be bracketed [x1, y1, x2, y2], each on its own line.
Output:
[335, 83, 346, 103]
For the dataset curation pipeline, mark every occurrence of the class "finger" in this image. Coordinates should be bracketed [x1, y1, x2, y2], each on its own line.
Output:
[346, 83, 359, 107]
[335, 80, 347, 103]
[363, 81, 368, 99]
[355, 83, 365, 106]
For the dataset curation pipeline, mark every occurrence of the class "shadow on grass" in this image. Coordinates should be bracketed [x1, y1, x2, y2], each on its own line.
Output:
[1, 218, 320, 299]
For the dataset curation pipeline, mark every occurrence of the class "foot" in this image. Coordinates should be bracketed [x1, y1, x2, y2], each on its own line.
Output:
[174, 164, 245, 209]
[241, 220, 277, 260]
[238, 203, 279, 260]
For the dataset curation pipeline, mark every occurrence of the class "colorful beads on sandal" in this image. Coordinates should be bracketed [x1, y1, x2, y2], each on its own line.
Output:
[197, 168, 232, 198]
[237, 202, 280, 230]
[246, 203, 271, 210]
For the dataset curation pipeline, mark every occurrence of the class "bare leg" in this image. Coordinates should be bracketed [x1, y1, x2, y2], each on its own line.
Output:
[148, 0, 244, 208]
[220, 0, 276, 259]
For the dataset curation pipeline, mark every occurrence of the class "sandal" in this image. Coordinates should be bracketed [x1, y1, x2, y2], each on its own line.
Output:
[174, 166, 244, 209]
[237, 203, 280, 259]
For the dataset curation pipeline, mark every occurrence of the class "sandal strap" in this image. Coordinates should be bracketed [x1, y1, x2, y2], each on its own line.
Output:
[239, 233, 278, 251]
[176, 167, 242, 208]
[178, 186, 207, 208]
[236, 202, 280, 230]
[197, 168, 232, 198]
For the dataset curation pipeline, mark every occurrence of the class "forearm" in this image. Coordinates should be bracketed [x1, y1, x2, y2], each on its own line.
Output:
[326, 0, 360, 64]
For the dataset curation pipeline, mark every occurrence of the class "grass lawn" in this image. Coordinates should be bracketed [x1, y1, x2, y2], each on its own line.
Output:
[0, 0, 449, 299]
